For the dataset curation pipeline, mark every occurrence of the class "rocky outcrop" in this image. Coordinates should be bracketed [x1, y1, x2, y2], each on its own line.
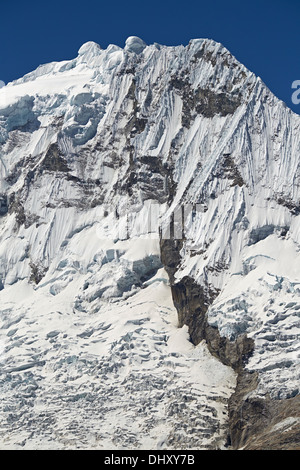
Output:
[40, 143, 70, 173]
[0, 195, 8, 216]
[229, 373, 300, 450]
[160, 236, 300, 450]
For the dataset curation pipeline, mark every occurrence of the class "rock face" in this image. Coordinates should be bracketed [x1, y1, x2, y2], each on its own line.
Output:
[161, 239, 300, 449]
[0, 36, 299, 449]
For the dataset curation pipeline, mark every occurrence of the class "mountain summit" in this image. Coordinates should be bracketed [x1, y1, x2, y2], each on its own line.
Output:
[0, 37, 299, 450]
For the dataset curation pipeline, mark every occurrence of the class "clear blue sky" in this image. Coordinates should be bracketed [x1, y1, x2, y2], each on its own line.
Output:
[0, 0, 299, 114]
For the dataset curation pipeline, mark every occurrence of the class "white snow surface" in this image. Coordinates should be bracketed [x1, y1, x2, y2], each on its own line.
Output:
[0, 249, 235, 449]
[0, 36, 299, 448]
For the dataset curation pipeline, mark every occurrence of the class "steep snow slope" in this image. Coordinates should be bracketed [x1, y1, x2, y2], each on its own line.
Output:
[0, 36, 299, 449]
[0, 256, 235, 449]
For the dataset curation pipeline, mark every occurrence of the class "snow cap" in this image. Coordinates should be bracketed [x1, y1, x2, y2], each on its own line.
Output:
[78, 41, 102, 57]
[124, 36, 147, 54]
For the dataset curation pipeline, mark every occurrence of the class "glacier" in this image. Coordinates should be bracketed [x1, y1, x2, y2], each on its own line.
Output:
[0, 36, 299, 450]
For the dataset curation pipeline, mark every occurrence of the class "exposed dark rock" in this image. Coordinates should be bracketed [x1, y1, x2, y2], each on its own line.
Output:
[170, 75, 241, 126]
[125, 114, 147, 137]
[220, 154, 244, 187]
[8, 194, 26, 226]
[229, 373, 300, 450]
[29, 262, 48, 285]
[0, 195, 8, 216]
[194, 88, 241, 119]
[120, 152, 175, 203]
[159, 234, 300, 450]
[276, 196, 300, 216]
[40, 143, 70, 173]
[5, 155, 37, 186]
[170, 275, 219, 345]
[123, 77, 148, 138]
[160, 238, 183, 284]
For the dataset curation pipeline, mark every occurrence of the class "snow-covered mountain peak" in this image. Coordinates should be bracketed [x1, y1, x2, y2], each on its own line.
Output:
[78, 40, 102, 56]
[0, 37, 299, 450]
[124, 36, 147, 54]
